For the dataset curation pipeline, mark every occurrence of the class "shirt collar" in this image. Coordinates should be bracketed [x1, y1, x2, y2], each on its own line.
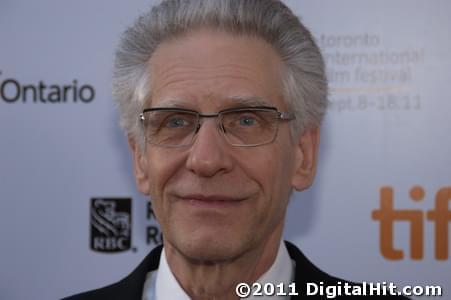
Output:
[248, 240, 294, 299]
[155, 248, 190, 300]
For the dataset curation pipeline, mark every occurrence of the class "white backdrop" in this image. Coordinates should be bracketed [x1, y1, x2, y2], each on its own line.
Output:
[1, 1, 450, 299]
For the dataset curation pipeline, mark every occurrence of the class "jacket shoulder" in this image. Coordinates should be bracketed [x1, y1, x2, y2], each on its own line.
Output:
[285, 241, 409, 299]
[61, 245, 162, 300]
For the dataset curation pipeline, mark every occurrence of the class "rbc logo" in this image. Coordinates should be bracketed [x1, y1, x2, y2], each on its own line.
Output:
[372, 186, 451, 260]
[90, 198, 132, 253]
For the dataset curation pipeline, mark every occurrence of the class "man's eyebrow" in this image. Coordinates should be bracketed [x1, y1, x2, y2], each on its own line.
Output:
[223, 96, 273, 107]
[148, 98, 190, 108]
[148, 96, 274, 109]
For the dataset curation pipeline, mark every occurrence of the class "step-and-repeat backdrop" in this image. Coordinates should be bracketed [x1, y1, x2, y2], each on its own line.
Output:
[1, 1, 450, 299]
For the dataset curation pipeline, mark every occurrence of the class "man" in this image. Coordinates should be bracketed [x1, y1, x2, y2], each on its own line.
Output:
[65, 0, 408, 299]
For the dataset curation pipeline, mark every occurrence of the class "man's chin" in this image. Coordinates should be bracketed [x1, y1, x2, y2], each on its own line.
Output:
[169, 235, 251, 263]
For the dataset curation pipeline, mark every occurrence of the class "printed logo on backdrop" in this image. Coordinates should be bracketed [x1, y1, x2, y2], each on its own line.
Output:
[372, 186, 451, 260]
[319, 33, 425, 113]
[90, 198, 132, 253]
[0, 70, 95, 104]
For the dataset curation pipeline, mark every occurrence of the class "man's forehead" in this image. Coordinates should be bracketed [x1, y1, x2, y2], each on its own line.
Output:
[146, 29, 285, 111]
[148, 28, 281, 74]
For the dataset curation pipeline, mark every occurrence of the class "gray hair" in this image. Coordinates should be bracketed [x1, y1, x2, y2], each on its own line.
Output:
[113, 0, 327, 144]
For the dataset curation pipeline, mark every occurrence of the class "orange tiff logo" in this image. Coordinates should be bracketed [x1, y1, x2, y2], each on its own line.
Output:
[372, 186, 451, 260]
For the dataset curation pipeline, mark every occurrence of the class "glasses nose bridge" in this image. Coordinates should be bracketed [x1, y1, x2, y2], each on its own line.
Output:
[195, 113, 224, 134]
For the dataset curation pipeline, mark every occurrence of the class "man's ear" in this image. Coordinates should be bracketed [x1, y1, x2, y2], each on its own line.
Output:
[291, 127, 321, 191]
[128, 136, 151, 195]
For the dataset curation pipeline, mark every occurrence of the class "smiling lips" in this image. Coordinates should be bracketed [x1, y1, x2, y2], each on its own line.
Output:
[177, 194, 246, 207]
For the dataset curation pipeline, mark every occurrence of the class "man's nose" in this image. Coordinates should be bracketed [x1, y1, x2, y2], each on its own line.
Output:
[186, 119, 233, 177]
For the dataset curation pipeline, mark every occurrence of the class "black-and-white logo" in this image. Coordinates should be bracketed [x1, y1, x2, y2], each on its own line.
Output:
[90, 198, 132, 253]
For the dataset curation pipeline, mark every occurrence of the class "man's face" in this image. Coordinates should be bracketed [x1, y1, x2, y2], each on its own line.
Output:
[131, 29, 318, 261]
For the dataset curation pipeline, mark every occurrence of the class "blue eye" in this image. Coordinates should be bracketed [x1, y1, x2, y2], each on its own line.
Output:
[165, 117, 189, 128]
[239, 116, 257, 126]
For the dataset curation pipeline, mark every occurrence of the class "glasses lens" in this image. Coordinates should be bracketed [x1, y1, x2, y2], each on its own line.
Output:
[220, 109, 279, 146]
[142, 110, 198, 146]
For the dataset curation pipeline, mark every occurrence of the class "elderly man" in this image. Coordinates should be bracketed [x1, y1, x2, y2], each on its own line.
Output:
[65, 0, 408, 299]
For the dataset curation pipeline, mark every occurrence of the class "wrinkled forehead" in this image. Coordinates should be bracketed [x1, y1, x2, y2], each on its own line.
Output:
[146, 28, 286, 111]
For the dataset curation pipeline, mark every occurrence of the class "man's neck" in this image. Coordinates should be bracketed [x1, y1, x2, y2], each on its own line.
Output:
[164, 222, 284, 300]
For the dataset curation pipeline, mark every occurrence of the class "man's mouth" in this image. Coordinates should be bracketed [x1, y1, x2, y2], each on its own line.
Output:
[176, 194, 246, 208]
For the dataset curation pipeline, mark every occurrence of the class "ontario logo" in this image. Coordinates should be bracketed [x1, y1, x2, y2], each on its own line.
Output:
[0, 70, 95, 104]
[90, 198, 132, 253]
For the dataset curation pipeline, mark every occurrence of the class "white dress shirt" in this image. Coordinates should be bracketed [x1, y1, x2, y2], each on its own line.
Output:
[142, 240, 294, 300]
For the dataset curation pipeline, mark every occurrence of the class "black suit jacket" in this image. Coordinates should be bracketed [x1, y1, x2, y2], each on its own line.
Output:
[63, 241, 408, 299]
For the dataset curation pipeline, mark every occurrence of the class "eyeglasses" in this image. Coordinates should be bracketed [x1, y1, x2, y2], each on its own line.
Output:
[139, 106, 295, 147]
